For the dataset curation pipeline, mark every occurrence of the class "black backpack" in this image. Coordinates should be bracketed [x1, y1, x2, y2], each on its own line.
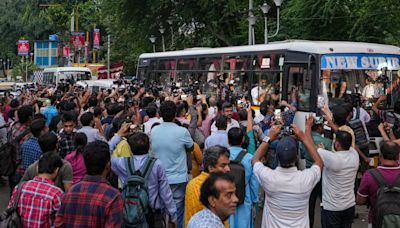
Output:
[0, 182, 25, 228]
[347, 107, 369, 147]
[228, 150, 247, 205]
[0, 128, 30, 176]
[369, 169, 400, 228]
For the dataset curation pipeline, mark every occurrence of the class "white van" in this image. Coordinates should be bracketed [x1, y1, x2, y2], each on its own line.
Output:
[75, 79, 117, 92]
[42, 67, 93, 87]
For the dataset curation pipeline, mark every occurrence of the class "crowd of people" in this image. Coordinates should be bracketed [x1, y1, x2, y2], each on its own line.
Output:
[0, 80, 399, 228]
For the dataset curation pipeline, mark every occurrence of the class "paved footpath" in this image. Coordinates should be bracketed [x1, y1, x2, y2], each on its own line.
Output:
[0, 179, 368, 227]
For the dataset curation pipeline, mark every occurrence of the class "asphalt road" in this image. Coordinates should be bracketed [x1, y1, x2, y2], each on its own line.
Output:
[0, 177, 369, 227]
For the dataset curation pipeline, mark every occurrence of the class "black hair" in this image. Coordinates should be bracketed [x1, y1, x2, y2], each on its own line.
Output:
[216, 100, 224, 112]
[38, 152, 63, 174]
[10, 99, 20, 108]
[88, 96, 98, 107]
[39, 133, 58, 153]
[335, 131, 352, 150]
[394, 101, 400, 115]
[64, 102, 77, 112]
[332, 106, 348, 126]
[146, 105, 157, 118]
[127, 133, 150, 155]
[74, 132, 88, 159]
[50, 96, 58, 106]
[392, 125, 400, 139]
[80, 112, 94, 126]
[17, 105, 33, 124]
[106, 103, 116, 115]
[62, 111, 77, 123]
[380, 141, 400, 161]
[176, 103, 187, 117]
[34, 113, 46, 120]
[222, 102, 233, 111]
[228, 127, 244, 146]
[93, 107, 103, 118]
[83, 141, 110, 175]
[200, 172, 235, 208]
[30, 118, 47, 138]
[203, 146, 230, 173]
[238, 109, 247, 121]
[259, 100, 269, 116]
[215, 115, 228, 130]
[342, 103, 353, 117]
[160, 101, 176, 122]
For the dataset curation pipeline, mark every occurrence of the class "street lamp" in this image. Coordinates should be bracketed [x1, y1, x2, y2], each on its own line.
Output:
[159, 26, 166, 52]
[259, 0, 283, 44]
[260, 2, 271, 44]
[247, 14, 257, 45]
[149, 35, 157, 53]
[166, 18, 174, 49]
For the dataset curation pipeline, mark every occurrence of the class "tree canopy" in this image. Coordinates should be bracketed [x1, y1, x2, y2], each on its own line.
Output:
[0, 0, 399, 74]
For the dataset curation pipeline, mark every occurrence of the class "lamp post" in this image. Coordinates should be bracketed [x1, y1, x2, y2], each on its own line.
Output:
[149, 35, 157, 53]
[248, 14, 257, 45]
[259, 0, 283, 44]
[166, 18, 174, 49]
[159, 26, 166, 52]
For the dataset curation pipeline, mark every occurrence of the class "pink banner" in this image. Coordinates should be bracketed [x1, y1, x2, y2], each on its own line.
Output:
[70, 32, 85, 48]
[63, 45, 70, 57]
[93, 29, 100, 49]
[17, 40, 29, 56]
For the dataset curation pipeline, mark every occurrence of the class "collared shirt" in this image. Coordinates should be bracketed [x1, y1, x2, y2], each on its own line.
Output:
[76, 126, 106, 143]
[64, 150, 86, 184]
[253, 162, 321, 228]
[8, 176, 63, 228]
[144, 117, 163, 135]
[21, 136, 42, 170]
[108, 135, 177, 222]
[58, 132, 76, 158]
[200, 115, 214, 138]
[317, 148, 359, 211]
[204, 130, 229, 150]
[300, 131, 332, 168]
[210, 118, 240, 134]
[113, 138, 132, 157]
[228, 147, 259, 228]
[44, 105, 58, 126]
[357, 166, 400, 223]
[150, 122, 193, 184]
[55, 175, 123, 228]
[188, 208, 225, 228]
[185, 172, 210, 227]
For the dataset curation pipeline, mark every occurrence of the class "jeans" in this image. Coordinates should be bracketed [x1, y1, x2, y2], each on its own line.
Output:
[321, 206, 355, 228]
[309, 180, 322, 228]
[170, 182, 187, 228]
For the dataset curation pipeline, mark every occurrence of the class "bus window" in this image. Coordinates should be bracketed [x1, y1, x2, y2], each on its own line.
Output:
[287, 66, 312, 111]
[42, 72, 55, 85]
[199, 57, 222, 97]
[223, 55, 251, 98]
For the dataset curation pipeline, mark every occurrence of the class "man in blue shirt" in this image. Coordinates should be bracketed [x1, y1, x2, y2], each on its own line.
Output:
[151, 101, 194, 228]
[43, 96, 58, 126]
[227, 127, 259, 228]
[21, 118, 49, 170]
[204, 115, 230, 150]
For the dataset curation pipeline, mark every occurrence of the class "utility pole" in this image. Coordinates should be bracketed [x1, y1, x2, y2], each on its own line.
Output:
[248, 0, 253, 45]
[107, 35, 110, 79]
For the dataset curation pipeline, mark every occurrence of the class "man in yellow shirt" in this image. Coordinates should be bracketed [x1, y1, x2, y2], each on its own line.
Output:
[184, 145, 231, 227]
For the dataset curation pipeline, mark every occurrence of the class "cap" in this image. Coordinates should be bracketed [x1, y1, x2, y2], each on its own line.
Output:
[276, 136, 298, 166]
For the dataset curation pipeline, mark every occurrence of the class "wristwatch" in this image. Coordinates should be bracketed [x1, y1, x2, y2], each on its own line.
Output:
[262, 136, 271, 144]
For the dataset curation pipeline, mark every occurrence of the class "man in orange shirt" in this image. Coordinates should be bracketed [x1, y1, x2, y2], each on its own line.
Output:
[184, 146, 230, 227]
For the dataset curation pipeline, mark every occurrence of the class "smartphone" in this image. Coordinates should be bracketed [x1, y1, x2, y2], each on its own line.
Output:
[181, 94, 188, 101]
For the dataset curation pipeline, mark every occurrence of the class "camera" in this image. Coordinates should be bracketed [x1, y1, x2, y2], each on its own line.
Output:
[280, 126, 293, 136]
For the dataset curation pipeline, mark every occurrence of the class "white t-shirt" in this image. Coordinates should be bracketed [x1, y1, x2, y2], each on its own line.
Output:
[251, 86, 266, 106]
[144, 117, 163, 135]
[317, 148, 359, 211]
[210, 118, 240, 134]
[253, 162, 321, 228]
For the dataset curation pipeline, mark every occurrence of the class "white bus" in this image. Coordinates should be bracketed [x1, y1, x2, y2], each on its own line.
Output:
[137, 40, 400, 157]
[42, 67, 93, 87]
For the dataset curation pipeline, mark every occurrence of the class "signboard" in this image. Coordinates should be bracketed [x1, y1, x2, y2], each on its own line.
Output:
[63, 45, 70, 58]
[321, 53, 400, 70]
[17, 40, 29, 56]
[70, 32, 85, 48]
[93, 29, 100, 49]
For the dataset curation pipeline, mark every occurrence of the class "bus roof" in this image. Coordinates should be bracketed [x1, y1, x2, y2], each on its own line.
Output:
[43, 67, 92, 73]
[139, 40, 400, 58]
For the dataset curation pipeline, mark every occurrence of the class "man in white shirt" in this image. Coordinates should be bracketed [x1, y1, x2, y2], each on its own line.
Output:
[211, 102, 239, 134]
[143, 105, 162, 136]
[251, 79, 268, 106]
[317, 130, 359, 228]
[251, 116, 324, 228]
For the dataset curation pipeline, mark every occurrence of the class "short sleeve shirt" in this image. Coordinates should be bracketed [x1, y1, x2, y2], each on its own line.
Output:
[357, 166, 400, 223]
[253, 162, 321, 228]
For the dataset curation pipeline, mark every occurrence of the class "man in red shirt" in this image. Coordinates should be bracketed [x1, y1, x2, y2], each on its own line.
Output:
[8, 153, 64, 228]
[55, 140, 123, 228]
[357, 141, 400, 228]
